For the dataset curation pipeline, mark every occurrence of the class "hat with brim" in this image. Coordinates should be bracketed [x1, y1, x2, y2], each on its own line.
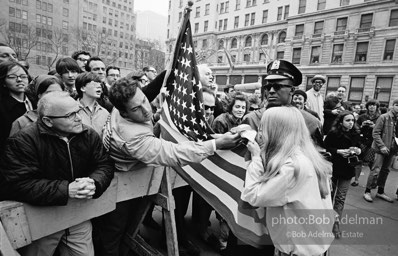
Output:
[310, 75, 326, 84]
[264, 60, 302, 86]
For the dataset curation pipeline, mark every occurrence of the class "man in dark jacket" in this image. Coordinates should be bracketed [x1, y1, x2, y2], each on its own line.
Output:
[0, 91, 114, 256]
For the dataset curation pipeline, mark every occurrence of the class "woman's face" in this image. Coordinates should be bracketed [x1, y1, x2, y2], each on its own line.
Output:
[5, 66, 28, 94]
[341, 114, 354, 131]
[231, 99, 246, 119]
[38, 83, 63, 99]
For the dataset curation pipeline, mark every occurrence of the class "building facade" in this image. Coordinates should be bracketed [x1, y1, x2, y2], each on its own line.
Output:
[0, 0, 138, 75]
[166, 0, 398, 105]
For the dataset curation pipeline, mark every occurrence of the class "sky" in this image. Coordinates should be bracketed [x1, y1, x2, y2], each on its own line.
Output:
[134, 0, 169, 17]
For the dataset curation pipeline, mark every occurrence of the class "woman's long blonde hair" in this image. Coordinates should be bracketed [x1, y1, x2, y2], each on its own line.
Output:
[258, 107, 330, 198]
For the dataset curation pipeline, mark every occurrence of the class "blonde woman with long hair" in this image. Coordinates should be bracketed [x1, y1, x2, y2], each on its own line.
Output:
[241, 107, 335, 256]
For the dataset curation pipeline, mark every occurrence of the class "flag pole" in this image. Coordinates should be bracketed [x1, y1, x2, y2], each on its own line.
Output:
[160, 1, 194, 106]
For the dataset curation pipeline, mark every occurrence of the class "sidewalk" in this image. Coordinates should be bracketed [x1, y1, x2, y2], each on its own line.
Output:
[142, 165, 398, 256]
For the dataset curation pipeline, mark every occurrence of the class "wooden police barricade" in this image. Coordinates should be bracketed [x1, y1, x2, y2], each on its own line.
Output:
[0, 165, 187, 256]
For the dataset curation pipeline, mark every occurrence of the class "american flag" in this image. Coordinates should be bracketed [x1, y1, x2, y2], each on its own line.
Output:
[163, 13, 214, 142]
[160, 7, 271, 248]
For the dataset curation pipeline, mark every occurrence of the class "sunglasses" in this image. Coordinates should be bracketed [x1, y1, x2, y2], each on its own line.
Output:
[204, 105, 215, 111]
[264, 83, 293, 91]
[249, 107, 260, 111]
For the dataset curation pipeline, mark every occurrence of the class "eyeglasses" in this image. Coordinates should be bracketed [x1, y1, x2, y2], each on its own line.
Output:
[107, 74, 120, 77]
[77, 57, 89, 62]
[264, 83, 293, 91]
[249, 107, 260, 111]
[313, 81, 324, 85]
[6, 74, 29, 80]
[46, 110, 79, 120]
[204, 105, 215, 111]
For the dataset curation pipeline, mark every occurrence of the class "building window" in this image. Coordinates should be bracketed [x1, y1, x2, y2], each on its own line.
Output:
[276, 51, 284, 59]
[194, 23, 199, 33]
[169, 0, 171, 9]
[193, 40, 198, 48]
[278, 31, 286, 43]
[243, 53, 251, 62]
[292, 48, 302, 64]
[360, 13, 373, 29]
[277, 7, 282, 21]
[178, 12, 182, 22]
[314, 21, 324, 35]
[355, 42, 369, 62]
[245, 36, 252, 47]
[259, 52, 265, 62]
[220, 2, 225, 13]
[22, 10, 27, 19]
[203, 39, 208, 48]
[217, 56, 223, 63]
[250, 13, 255, 25]
[332, 44, 344, 63]
[225, 1, 229, 12]
[219, 39, 224, 50]
[298, 0, 306, 14]
[383, 39, 395, 60]
[310, 46, 320, 64]
[262, 10, 268, 23]
[317, 0, 326, 10]
[336, 17, 347, 31]
[218, 19, 223, 31]
[231, 38, 238, 48]
[260, 34, 268, 45]
[63, 8, 69, 17]
[204, 20, 209, 32]
[340, 0, 349, 6]
[284, 5, 289, 20]
[9, 7, 15, 17]
[375, 77, 393, 104]
[62, 21, 68, 30]
[348, 77, 365, 103]
[205, 3, 210, 15]
[326, 77, 341, 95]
[389, 9, 398, 27]
[236, 0, 240, 10]
[196, 6, 200, 17]
[223, 18, 228, 30]
[179, 0, 183, 8]
[295, 24, 304, 37]
[234, 16, 239, 28]
[244, 14, 250, 26]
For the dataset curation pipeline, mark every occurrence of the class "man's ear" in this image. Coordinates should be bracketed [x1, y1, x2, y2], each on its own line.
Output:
[41, 116, 53, 128]
[119, 110, 128, 118]
[80, 85, 86, 93]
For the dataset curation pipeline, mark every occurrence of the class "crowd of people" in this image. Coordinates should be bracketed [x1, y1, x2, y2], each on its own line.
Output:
[0, 41, 396, 256]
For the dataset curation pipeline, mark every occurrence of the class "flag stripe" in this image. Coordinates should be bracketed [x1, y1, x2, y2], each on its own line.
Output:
[159, 8, 270, 249]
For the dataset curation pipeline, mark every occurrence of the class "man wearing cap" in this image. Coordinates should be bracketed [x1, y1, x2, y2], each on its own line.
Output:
[306, 75, 326, 124]
[242, 60, 323, 148]
[363, 99, 398, 203]
[292, 89, 320, 120]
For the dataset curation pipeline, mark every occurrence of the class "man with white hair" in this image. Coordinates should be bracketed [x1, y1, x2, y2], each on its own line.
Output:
[0, 91, 114, 256]
[197, 64, 224, 117]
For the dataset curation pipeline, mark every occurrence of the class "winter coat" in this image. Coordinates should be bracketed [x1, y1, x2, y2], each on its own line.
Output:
[324, 129, 361, 179]
[0, 121, 114, 206]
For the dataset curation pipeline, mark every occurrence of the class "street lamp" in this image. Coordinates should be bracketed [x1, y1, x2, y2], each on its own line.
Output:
[374, 85, 381, 100]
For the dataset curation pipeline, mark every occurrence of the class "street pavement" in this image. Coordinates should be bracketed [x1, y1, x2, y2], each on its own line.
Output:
[142, 165, 398, 256]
